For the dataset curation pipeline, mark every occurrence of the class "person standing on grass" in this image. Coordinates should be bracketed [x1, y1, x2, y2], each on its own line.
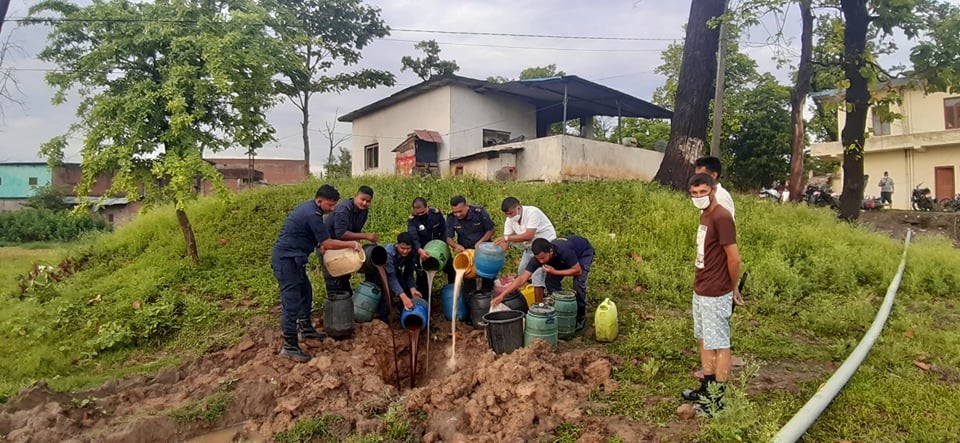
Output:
[493, 196, 557, 303]
[681, 173, 744, 416]
[694, 156, 735, 220]
[322, 185, 378, 294]
[408, 197, 453, 292]
[878, 171, 895, 206]
[445, 195, 496, 293]
[272, 185, 362, 362]
[493, 236, 595, 333]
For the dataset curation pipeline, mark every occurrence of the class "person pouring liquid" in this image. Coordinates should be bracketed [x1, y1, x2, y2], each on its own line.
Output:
[493, 197, 556, 303]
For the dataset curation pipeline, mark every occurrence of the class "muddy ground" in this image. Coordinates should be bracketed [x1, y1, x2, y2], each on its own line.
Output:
[858, 209, 960, 246]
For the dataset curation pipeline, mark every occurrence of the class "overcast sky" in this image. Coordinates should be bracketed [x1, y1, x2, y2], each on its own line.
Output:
[0, 0, 922, 172]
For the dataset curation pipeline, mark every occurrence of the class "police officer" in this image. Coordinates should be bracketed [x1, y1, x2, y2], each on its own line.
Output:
[272, 185, 362, 362]
[445, 195, 496, 293]
[323, 185, 378, 293]
[363, 233, 423, 322]
[408, 197, 453, 290]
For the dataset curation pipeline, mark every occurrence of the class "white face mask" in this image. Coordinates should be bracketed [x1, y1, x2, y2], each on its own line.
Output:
[509, 207, 522, 223]
[692, 195, 711, 210]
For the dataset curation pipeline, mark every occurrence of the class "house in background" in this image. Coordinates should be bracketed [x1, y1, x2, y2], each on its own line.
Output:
[810, 79, 960, 209]
[202, 158, 307, 194]
[0, 163, 52, 211]
[339, 75, 672, 182]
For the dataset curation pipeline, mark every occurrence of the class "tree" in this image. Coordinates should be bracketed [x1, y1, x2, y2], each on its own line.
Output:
[722, 73, 793, 189]
[519, 64, 565, 80]
[652, 0, 726, 190]
[787, 0, 814, 202]
[321, 112, 350, 175]
[271, 0, 394, 179]
[400, 40, 459, 80]
[0, 32, 23, 118]
[325, 147, 351, 178]
[30, 0, 287, 263]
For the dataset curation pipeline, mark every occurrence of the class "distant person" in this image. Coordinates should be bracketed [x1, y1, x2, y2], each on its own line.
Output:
[493, 236, 595, 333]
[694, 156, 735, 220]
[445, 195, 495, 293]
[493, 197, 557, 303]
[408, 197, 453, 291]
[681, 173, 743, 416]
[272, 185, 362, 362]
[364, 233, 422, 322]
[878, 171, 895, 206]
[323, 186, 378, 294]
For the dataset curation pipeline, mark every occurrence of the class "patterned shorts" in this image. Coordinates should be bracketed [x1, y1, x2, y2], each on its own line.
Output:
[692, 291, 733, 350]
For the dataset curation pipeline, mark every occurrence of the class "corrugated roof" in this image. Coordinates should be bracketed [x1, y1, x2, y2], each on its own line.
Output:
[413, 130, 443, 143]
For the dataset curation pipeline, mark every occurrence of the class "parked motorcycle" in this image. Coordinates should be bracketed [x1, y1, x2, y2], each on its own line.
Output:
[940, 194, 960, 212]
[758, 187, 781, 202]
[911, 184, 937, 211]
[804, 184, 840, 210]
[862, 196, 885, 211]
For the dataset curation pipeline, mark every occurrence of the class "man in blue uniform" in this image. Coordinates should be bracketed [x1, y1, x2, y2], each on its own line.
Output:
[445, 195, 495, 293]
[408, 197, 453, 291]
[493, 236, 595, 332]
[272, 185, 362, 362]
[363, 233, 423, 321]
[323, 185, 379, 293]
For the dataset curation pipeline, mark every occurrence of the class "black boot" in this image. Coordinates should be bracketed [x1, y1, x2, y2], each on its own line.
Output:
[682, 374, 715, 401]
[297, 319, 325, 341]
[279, 334, 311, 362]
[693, 383, 726, 417]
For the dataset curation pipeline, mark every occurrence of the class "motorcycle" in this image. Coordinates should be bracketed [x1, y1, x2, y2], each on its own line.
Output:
[939, 194, 960, 212]
[804, 184, 840, 210]
[911, 184, 937, 211]
[758, 187, 781, 202]
[862, 196, 885, 211]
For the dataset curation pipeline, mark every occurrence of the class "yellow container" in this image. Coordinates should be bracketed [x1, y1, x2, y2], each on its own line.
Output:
[323, 247, 366, 277]
[594, 298, 618, 342]
[453, 249, 477, 279]
[520, 284, 536, 306]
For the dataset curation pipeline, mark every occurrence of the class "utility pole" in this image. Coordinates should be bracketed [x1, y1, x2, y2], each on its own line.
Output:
[709, 0, 730, 157]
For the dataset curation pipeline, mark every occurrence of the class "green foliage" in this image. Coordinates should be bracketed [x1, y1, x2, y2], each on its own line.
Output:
[25, 185, 71, 211]
[486, 64, 565, 84]
[274, 415, 343, 443]
[325, 147, 352, 179]
[552, 423, 583, 443]
[909, 1, 960, 93]
[400, 40, 459, 81]
[0, 209, 109, 243]
[170, 391, 229, 424]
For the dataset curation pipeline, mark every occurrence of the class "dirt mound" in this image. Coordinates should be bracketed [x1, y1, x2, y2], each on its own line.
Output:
[0, 312, 625, 442]
[406, 338, 617, 442]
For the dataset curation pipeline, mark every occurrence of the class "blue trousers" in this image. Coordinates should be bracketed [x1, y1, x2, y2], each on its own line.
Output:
[544, 250, 595, 323]
[272, 256, 313, 336]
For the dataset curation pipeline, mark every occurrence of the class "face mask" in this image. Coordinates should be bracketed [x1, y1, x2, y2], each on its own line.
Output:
[692, 196, 711, 210]
[509, 214, 521, 223]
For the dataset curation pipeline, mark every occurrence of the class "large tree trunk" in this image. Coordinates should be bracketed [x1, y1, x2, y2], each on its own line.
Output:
[654, 0, 726, 190]
[176, 208, 200, 264]
[839, 0, 870, 220]
[788, 0, 814, 202]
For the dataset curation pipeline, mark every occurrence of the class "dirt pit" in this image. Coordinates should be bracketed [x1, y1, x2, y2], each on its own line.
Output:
[0, 313, 621, 442]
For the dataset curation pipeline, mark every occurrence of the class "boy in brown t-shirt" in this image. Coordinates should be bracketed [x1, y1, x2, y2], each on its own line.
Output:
[681, 173, 743, 416]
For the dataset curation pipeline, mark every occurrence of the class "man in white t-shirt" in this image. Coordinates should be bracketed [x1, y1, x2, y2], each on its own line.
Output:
[493, 197, 557, 303]
[694, 156, 735, 220]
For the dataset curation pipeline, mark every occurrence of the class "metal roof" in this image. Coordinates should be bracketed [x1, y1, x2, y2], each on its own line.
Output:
[338, 75, 672, 123]
[392, 130, 443, 153]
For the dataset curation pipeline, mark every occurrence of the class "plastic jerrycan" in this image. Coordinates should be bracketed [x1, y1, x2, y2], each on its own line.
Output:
[594, 298, 618, 342]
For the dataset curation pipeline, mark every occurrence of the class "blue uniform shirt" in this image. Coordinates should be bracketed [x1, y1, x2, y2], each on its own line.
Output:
[272, 200, 329, 260]
[446, 205, 494, 249]
[325, 198, 369, 240]
[525, 236, 594, 273]
[407, 207, 447, 250]
[384, 243, 417, 296]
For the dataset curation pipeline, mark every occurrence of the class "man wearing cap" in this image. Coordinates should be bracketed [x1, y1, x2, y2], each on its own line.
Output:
[272, 185, 362, 362]
[323, 185, 379, 293]
[493, 197, 557, 303]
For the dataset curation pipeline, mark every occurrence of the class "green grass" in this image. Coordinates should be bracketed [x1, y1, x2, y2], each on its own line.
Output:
[0, 244, 71, 297]
[274, 415, 344, 443]
[169, 391, 230, 424]
[0, 177, 958, 441]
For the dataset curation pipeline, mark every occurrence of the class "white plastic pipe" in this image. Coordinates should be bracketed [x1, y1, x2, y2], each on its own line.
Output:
[773, 230, 912, 443]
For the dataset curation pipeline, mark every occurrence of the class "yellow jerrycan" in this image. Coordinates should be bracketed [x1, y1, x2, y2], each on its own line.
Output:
[594, 298, 618, 342]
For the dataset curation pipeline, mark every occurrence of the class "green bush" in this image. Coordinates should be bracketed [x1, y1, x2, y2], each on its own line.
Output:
[0, 208, 110, 243]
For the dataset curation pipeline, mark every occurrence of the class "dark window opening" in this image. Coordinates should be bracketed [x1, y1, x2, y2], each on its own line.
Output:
[483, 129, 511, 147]
[28, 177, 38, 186]
[945, 97, 960, 130]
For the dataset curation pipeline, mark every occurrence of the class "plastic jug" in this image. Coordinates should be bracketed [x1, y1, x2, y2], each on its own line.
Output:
[594, 298, 618, 342]
[453, 249, 477, 278]
[473, 242, 506, 278]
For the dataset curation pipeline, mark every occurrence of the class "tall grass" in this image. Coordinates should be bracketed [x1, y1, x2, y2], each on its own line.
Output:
[0, 177, 958, 440]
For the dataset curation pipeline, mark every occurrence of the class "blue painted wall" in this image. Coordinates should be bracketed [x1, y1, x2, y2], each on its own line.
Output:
[0, 163, 53, 199]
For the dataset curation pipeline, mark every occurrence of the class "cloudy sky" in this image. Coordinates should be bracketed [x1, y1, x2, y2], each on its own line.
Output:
[0, 0, 919, 172]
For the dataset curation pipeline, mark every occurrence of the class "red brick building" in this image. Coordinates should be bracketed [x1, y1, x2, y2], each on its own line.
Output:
[202, 158, 308, 194]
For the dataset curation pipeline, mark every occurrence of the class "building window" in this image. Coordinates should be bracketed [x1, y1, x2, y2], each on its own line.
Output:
[28, 177, 38, 186]
[364, 143, 379, 170]
[0, 177, 3, 185]
[482, 129, 511, 147]
[945, 97, 960, 130]
[871, 110, 891, 136]
[108, 214, 115, 223]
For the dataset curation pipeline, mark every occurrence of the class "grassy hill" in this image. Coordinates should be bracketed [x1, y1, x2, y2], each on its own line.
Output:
[1, 177, 958, 441]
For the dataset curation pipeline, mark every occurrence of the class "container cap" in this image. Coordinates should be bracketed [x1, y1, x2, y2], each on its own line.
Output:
[528, 303, 555, 316]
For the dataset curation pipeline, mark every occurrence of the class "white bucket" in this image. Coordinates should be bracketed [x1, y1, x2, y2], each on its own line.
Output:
[323, 247, 366, 277]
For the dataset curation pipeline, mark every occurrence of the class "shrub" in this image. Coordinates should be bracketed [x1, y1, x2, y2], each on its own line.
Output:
[0, 208, 110, 243]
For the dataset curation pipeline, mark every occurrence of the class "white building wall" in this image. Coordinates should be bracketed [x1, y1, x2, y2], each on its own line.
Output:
[447, 86, 537, 168]
[349, 87, 452, 176]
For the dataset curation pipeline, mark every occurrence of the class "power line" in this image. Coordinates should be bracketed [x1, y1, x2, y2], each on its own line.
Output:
[382, 38, 667, 53]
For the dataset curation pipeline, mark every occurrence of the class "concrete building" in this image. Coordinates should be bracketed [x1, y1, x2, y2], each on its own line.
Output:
[339, 75, 672, 181]
[0, 163, 52, 210]
[202, 158, 307, 194]
[810, 80, 960, 209]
